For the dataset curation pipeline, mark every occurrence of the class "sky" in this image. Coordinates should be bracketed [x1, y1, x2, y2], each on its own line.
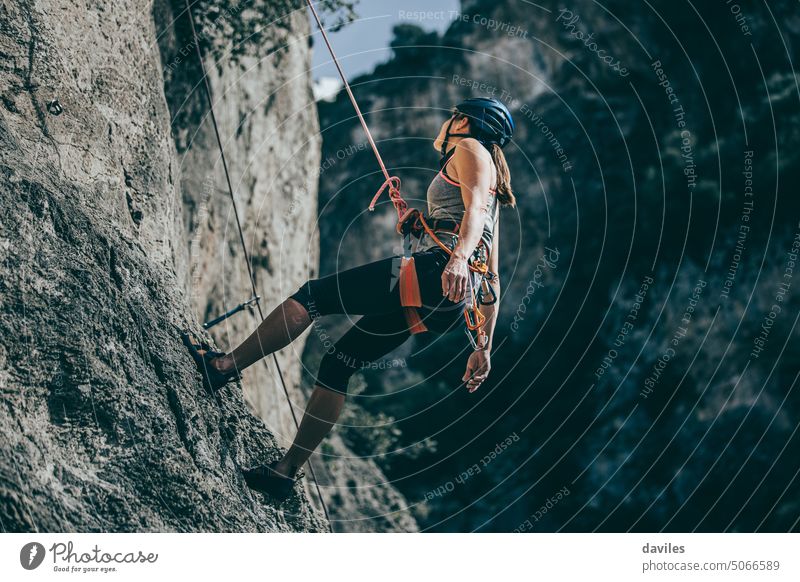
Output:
[309, 0, 461, 99]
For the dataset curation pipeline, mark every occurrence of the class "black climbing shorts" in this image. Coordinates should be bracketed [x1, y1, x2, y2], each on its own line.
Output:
[289, 247, 468, 395]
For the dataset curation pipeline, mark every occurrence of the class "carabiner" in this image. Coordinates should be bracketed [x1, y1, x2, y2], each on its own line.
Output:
[479, 277, 498, 305]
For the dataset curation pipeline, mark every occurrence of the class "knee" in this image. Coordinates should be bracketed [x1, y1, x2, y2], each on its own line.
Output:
[289, 280, 321, 320]
[316, 346, 360, 396]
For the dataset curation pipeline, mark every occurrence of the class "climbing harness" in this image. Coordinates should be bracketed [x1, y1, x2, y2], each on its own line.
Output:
[203, 295, 261, 329]
[395, 209, 497, 349]
[305, 0, 497, 351]
[184, 0, 332, 529]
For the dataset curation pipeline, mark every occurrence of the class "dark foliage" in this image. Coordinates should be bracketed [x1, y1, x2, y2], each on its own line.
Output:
[314, 0, 800, 531]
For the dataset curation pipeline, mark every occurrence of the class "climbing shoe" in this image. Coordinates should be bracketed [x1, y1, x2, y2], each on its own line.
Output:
[182, 332, 241, 391]
[242, 461, 302, 501]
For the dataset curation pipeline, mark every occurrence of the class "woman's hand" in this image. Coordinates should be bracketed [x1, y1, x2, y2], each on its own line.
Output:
[442, 255, 470, 302]
[463, 349, 491, 393]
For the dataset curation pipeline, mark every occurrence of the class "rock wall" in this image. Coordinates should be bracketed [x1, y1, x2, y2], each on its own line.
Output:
[0, 0, 307, 532]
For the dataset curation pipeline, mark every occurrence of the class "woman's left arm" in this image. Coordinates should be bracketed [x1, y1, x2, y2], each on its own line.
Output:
[463, 214, 500, 393]
[441, 139, 494, 303]
[479, 213, 500, 350]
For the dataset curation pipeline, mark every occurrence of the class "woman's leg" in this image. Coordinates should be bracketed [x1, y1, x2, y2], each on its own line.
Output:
[213, 254, 406, 374]
[272, 385, 345, 477]
[212, 297, 311, 374]
[273, 308, 412, 476]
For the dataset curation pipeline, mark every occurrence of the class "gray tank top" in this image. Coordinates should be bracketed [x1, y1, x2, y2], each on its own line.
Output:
[419, 150, 499, 254]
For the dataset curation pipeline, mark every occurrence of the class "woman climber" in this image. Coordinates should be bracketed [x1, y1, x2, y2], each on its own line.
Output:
[184, 98, 515, 499]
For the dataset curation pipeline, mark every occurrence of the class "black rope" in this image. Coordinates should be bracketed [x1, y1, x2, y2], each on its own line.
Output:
[184, 0, 332, 531]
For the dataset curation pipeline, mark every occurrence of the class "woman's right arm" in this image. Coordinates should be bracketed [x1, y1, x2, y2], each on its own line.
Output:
[441, 139, 494, 303]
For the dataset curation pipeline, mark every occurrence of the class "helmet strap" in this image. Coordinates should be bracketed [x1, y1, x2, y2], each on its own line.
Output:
[439, 116, 475, 167]
[439, 117, 456, 161]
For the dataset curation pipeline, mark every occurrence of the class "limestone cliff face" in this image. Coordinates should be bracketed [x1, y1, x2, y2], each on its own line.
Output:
[0, 0, 412, 532]
[0, 0, 324, 532]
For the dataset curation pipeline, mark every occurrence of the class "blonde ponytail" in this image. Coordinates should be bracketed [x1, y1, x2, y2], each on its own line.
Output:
[491, 143, 515, 207]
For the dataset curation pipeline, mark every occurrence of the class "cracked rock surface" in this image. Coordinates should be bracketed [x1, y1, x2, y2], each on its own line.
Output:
[0, 0, 329, 532]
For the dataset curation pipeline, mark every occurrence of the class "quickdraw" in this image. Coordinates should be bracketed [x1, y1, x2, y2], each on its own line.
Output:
[203, 295, 261, 329]
[306, 0, 495, 349]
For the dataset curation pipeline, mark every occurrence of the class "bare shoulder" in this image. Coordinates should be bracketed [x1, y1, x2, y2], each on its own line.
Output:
[454, 137, 492, 162]
[452, 138, 496, 180]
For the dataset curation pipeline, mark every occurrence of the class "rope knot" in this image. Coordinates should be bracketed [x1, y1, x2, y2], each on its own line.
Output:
[368, 175, 406, 217]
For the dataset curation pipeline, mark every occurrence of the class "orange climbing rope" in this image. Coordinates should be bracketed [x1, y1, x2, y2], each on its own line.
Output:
[305, 1, 406, 219]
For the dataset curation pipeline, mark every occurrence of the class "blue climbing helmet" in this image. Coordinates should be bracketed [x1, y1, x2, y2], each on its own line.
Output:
[456, 97, 515, 147]
[440, 97, 515, 164]
[440, 97, 515, 163]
